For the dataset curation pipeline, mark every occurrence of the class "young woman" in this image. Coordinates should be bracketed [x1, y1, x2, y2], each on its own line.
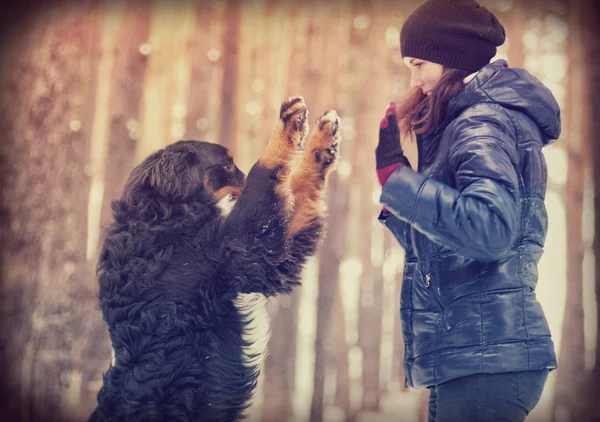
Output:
[375, 0, 560, 421]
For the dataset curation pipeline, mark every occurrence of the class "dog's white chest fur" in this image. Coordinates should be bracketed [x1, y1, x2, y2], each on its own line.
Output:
[216, 194, 237, 217]
[218, 195, 272, 368]
[233, 293, 271, 368]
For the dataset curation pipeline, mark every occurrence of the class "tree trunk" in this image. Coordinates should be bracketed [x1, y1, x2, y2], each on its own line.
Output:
[553, 1, 587, 421]
[506, 0, 526, 68]
[354, 0, 390, 416]
[309, 4, 352, 422]
[185, 2, 215, 144]
[582, 1, 600, 420]
[0, 3, 103, 420]
[219, 0, 241, 151]
[97, 1, 151, 231]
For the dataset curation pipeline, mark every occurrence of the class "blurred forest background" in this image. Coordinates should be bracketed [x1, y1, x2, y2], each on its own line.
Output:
[0, 0, 599, 421]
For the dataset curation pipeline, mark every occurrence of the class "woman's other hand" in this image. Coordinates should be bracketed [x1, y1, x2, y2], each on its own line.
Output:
[376, 102, 409, 186]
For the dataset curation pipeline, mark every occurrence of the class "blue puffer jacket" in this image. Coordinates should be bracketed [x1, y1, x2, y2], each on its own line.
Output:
[379, 60, 560, 389]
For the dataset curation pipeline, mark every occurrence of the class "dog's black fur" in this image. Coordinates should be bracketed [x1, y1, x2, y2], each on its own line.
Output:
[89, 98, 340, 421]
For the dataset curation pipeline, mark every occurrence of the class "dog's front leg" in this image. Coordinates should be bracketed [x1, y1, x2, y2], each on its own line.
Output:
[219, 97, 308, 296]
[277, 110, 342, 282]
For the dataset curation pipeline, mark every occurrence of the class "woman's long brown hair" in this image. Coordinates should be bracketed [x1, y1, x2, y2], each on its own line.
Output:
[397, 67, 472, 136]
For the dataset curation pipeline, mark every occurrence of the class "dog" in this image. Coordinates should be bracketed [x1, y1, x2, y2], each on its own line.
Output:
[89, 97, 341, 421]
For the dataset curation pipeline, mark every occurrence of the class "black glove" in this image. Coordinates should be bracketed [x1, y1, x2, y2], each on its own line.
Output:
[376, 102, 409, 170]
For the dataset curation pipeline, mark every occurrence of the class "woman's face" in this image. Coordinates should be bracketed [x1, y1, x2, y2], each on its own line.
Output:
[403, 57, 444, 96]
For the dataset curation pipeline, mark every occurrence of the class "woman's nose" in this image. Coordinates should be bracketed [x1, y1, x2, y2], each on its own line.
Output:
[410, 73, 422, 89]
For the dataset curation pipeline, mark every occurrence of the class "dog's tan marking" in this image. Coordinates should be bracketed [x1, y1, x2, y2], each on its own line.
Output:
[258, 96, 308, 172]
[213, 186, 243, 200]
[288, 110, 341, 238]
[257, 96, 309, 218]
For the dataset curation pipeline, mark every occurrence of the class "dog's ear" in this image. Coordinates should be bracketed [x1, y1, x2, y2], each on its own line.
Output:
[148, 149, 204, 201]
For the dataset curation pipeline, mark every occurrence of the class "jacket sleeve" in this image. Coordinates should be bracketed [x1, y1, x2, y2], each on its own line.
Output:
[378, 209, 410, 250]
[379, 112, 520, 262]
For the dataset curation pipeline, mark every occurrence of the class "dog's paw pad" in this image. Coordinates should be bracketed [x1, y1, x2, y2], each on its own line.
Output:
[279, 96, 308, 148]
[303, 110, 342, 173]
[317, 110, 340, 137]
[308, 109, 341, 153]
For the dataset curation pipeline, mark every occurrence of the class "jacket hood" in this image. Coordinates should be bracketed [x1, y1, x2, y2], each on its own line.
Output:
[448, 60, 561, 145]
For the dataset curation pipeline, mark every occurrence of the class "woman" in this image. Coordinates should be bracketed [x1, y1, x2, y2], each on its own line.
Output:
[375, 0, 560, 421]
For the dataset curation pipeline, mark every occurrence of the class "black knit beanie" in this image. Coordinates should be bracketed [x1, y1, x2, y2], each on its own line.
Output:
[400, 0, 506, 73]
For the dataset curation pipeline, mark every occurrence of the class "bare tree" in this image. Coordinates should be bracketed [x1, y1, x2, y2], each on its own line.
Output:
[582, 0, 600, 420]
[0, 3, 105, 420]
[219, 0, 241, 151]
[553, 1, 588, 421]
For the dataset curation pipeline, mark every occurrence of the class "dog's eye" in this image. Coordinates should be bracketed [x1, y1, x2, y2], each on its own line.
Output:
[223, 163, 235, 172]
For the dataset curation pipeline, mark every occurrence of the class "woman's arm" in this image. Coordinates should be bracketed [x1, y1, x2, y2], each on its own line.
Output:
[380, 108, 521, 262]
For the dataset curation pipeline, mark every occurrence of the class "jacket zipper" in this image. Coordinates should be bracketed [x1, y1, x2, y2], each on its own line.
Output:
[423, 272, 451, 331]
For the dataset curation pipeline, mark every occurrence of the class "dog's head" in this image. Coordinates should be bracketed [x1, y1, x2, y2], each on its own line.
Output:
[117, 140, 245, 220]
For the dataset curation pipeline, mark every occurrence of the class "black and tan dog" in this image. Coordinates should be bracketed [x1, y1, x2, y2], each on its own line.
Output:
[89, 97, 341, 421]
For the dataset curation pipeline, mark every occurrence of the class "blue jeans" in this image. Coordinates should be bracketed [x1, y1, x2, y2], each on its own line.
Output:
[427, 370, 549, 422]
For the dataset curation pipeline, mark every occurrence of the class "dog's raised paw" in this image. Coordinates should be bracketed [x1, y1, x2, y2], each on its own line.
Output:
[317, 110, 340, 136]
[279, 96, 309, 148]
[307, 110, 342, 172]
